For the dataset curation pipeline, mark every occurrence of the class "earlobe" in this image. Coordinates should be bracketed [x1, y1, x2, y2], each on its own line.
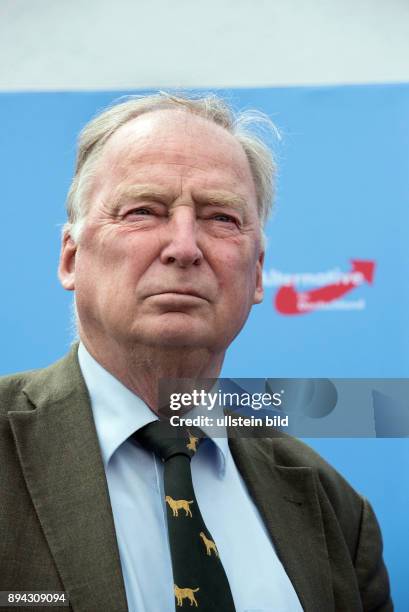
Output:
[58, 231, 77, 291]
[253, 251, 264, 305]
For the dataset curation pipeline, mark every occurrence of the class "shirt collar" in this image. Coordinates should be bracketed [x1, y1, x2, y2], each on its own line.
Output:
[77, 342, 227, 476]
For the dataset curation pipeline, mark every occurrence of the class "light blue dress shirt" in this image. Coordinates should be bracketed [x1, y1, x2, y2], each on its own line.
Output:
[78, 343, 303, 612]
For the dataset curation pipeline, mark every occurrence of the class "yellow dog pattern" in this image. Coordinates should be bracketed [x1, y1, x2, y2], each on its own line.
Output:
[174, 584, 199, 607]
[186, 432, 199, 452]
[199, 531, 219, 557]
[166, 495, 194, 517]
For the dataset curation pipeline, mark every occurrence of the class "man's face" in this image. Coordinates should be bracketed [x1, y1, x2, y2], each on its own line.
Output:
[59, 110, 264, 354]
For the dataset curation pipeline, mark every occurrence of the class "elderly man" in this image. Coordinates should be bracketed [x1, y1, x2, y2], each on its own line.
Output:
[0, 93, 392, 612]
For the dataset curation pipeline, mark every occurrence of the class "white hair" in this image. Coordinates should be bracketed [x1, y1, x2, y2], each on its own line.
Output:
[63, 91, 279, 247]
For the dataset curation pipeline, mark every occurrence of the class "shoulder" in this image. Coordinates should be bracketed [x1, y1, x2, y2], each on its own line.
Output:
[0, 344, 81, 417]
[0, 369, 39, 416]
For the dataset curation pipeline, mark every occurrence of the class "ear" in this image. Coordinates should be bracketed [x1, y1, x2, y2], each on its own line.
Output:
[58, 230, 77, 291]
[253, 250, 264, 304]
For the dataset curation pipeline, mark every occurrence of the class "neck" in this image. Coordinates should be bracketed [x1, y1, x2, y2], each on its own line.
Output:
[80, 334, 225, 413]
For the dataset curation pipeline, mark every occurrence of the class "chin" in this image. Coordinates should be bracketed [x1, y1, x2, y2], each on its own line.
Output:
[132, 316, 213, 349]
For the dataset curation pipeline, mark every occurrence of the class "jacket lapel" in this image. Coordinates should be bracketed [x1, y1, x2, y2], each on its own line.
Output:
[8, 345, 128, 612]
[228, 434, 335, 612]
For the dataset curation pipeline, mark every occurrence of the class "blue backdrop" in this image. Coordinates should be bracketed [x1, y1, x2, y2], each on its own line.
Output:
[1, 84, 408, 608]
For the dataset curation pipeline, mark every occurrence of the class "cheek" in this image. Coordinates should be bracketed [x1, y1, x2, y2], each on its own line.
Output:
[214, 260, 259, 320]
[74, 241, 121, 301]
[214, 242, 259, 285]
[77, 231, 163, 303]
[78, 228, 135, 273]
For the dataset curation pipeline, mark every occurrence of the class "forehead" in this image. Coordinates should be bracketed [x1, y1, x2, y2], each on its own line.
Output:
[94, 109, 256, 193]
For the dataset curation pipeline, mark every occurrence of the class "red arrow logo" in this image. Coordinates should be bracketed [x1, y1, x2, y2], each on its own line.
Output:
[275, 260, 375, 315]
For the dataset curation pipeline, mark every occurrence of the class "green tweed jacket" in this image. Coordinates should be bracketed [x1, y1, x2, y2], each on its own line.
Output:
[0, 346, 393, 611]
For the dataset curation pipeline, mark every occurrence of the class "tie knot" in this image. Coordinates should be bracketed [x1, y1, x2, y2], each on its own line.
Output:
[133, 420, 203, 462]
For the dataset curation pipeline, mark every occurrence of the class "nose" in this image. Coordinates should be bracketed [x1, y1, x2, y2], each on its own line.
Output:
[160, 206, 203, 268]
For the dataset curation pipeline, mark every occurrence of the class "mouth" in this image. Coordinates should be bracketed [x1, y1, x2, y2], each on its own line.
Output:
[152, 290, 208, 301]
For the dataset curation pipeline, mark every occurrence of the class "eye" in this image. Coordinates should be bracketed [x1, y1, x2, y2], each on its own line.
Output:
[212, 213, 238, 224]
[126, 207, 153, 216]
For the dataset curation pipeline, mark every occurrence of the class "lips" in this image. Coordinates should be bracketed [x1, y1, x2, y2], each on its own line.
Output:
[149, 289, 208, 301]
[156, 290, 206, 299]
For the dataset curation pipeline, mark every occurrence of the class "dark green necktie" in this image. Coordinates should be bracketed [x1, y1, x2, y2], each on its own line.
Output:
[134, 420, 236, 611]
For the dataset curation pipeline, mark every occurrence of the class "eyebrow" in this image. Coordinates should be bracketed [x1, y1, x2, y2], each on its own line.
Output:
[193, 190, 247, 217]
[110, 184, 173, 214]
[110, 184, 248, 218]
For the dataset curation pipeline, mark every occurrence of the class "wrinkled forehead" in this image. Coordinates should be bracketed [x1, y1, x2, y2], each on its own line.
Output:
[95, 109, 256, 188]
